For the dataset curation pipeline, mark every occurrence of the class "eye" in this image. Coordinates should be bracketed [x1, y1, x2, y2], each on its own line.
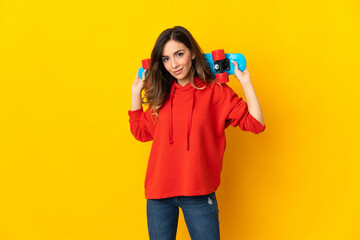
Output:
[162, 57, 169, 62]
[177, 52, 184, 57]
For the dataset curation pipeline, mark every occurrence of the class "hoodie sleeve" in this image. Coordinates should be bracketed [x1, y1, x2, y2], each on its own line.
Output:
[128, 106, 157, 142]
[220, 84, 266, 134]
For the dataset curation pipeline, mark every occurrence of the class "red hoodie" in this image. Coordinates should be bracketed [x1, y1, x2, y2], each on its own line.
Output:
[128, 76, 265, 199]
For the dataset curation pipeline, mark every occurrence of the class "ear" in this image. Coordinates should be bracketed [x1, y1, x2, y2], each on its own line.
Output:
[191, 54, 195, 60]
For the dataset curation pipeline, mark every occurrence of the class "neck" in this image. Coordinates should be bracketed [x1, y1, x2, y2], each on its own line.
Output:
[176, 77, 191, 87]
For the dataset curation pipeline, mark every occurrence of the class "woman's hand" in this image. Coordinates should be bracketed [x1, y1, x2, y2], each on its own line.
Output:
[131, 68, 147, 94]
[130, 68, 147, 111]
[231, 60, 264, 126]
[231, 60, 251, 86]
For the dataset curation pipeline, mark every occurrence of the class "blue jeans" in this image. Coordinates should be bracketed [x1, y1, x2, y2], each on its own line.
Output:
[146, 192, 220, 240]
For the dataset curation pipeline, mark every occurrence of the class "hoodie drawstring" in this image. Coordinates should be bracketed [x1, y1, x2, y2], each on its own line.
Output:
[169, 81, 196, 151]
[186, 87, 195, 151]
[169, 83, 175, 144]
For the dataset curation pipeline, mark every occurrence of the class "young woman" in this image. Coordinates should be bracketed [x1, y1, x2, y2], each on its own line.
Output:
[129, 26, 265, 240]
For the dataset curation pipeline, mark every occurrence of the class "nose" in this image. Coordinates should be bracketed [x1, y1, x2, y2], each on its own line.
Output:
[171, 58, 178, 69]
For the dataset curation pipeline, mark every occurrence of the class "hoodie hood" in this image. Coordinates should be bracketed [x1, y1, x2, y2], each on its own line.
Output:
[168, 76, 206, 151]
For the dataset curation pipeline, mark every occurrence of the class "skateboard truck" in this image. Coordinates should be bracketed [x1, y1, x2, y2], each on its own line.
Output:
[213, 58, 230, 72]
[212, 49, 231, 83]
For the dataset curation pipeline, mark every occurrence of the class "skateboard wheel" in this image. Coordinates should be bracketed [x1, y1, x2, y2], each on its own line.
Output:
[212, 49, 225, 61]
[142, 59, 151, 69]
[216, 72, 229, 83]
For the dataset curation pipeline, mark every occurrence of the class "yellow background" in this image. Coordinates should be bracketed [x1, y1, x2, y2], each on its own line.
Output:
[1, 0, 359, 239]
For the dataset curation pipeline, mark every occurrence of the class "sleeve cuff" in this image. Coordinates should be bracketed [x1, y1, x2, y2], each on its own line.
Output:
[128, 107, 143, 119]
[248, 113, 266, 133]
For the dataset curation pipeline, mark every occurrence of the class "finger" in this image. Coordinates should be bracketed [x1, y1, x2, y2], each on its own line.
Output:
[231, 60, 239, 69]
[142, 69, 147, 81]
[136, 67, 141, 79]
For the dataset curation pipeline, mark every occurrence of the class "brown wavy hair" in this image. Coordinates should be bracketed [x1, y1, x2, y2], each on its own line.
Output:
[142, 26, 216, 119]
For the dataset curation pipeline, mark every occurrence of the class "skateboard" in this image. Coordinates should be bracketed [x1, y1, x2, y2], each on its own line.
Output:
[138, 49, 246, 83]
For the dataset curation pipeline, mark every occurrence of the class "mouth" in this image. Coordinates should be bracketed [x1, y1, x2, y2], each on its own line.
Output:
[173, 68, 183, 75]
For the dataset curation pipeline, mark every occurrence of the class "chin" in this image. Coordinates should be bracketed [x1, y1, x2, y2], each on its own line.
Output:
[176, 73, 188, 81]
[173, 75, 183, 80]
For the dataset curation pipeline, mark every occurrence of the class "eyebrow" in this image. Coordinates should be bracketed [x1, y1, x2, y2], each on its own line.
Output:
[161, 49, 185, 58]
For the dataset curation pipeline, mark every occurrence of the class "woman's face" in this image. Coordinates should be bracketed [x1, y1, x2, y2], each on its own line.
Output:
[161, 40, 195, 82]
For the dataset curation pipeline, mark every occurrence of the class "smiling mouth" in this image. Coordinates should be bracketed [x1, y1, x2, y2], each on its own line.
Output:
[173, 68, 183, 75]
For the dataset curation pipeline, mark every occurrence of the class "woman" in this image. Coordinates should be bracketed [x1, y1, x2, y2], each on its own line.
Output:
[128, 26, 265, 240]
